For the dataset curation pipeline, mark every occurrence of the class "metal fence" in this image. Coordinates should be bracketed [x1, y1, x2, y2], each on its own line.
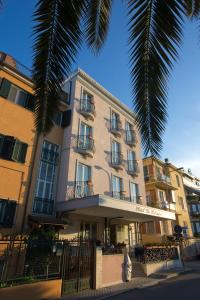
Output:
[0, 238, 95, 295]
[135, 246, 179, 264]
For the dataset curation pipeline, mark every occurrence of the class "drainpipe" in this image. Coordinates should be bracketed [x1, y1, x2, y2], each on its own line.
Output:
[21, 134, 40, 233]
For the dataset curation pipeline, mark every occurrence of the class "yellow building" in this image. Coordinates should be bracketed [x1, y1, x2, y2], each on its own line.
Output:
[0, 52, 69, 237]
[0, 52, 36, 236]
[142, 157, 193, 243]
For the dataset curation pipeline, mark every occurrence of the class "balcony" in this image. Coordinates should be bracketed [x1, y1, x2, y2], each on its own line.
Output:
[110, 152, 123, 170]
[79, 99, 95, 120]
[112, 191, 127, 201]
[32, 197, 54, 215]
[77, 136, 95, 157]
[65, 181, 93, 199]
[110, 119, 122, 137]
[190, 211, 200, 218]
[127, 160, 139, 176]
[145, 174, 176, 190]
[125, 130, 137, 146]
[187, 194, 200, 202]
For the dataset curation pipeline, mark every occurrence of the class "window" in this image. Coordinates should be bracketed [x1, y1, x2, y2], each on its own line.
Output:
[178, 197, 185, 210]
[111, 111, 120, 130]
[127, 150, 136, 171]
[130, 182, 139, 203]
[81, 90, 94, 111]
[143, 166, 149, 178]
[192, 222, 200, 233]
[53, 110, 72, 128]
[76, 163, 92, 197]
[146, 222, 156, 234]
[78, 123, 93, 150]
[112, 175, 123, 199]
[176, 175, 180, 187]
[162, 221, 169, 235]
[111, 141, 121, 164]
[125, 122, 135, 143]
[0, 199, 17, 228]
[0, 134, 28, 163]
[0, 78, 34, 111]
[33, 141, 59, 215]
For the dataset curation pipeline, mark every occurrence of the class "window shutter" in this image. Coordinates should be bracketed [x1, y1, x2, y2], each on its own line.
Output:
[61, 109, 72, 127]
[1, 136, 15, 160]
[3, 201, 17, 228]
[25, 93, 35, 111]
[0, 78, 11, 98]
[12, 140, 28, 163]
[12, 139, 21, 162]
[0, 134, 5, 155]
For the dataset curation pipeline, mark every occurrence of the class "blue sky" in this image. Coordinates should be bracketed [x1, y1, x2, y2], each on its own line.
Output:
[0, 0, 200, 176]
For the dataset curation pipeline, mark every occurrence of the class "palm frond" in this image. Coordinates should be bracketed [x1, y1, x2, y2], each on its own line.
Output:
[184, 0, 200, 18]
[85, 0, 113, 53]
[127, 0, 185, 156]
[32, 0, 85, 134]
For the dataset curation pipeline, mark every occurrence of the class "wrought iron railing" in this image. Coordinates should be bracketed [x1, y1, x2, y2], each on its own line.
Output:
[111, 151, 123, 166]
[127, 160, 139, 174]
[32, 197, 54, 215]
[80, 99, 95, 114]
[135, 246, 179, 264]
[0, 52, 32, 78]
[77, 136, 95, 152]
[112, 191, 127, 200]
[110, 119, 122, 132]
[66, 182, 94, 200]
[157, 174, 171, 184]
[126, 130, 137, 145]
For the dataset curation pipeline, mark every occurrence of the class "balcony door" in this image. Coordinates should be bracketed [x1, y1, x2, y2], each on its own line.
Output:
[111, 141, 120, 164]
[111, 112, 119, 129]
[130, 182, 139, 203]
[112, 175, 123, 199]
[128, 150, 135, 170]
[79, 123, 92, 149]
[126, 122, 133, 141]
[76, 163, 91, 197]
[82, 91, 93, 111]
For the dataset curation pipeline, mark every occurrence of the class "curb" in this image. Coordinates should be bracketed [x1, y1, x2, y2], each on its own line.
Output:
[95, 269, 192, 300]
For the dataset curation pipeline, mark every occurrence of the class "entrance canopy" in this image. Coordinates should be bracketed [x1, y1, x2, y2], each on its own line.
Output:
[57, 194, 175, 222]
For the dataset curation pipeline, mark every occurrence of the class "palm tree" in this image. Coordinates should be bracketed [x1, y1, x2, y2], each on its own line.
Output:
[32, 0, 200, 156]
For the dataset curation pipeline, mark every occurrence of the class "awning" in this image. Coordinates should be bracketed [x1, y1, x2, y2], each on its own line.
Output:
[56, 194, 175, 222]
[185, 186, 200, 196]
[29, 215, 68, 227]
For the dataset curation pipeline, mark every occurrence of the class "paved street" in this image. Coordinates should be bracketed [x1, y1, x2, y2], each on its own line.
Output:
[110, 263, 200, 300]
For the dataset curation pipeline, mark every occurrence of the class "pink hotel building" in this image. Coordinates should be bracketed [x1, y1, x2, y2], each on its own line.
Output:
[49, 69, 175, 246]
[28, 68, 175, 247]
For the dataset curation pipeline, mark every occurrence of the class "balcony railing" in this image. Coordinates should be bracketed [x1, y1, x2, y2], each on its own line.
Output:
[75, 181, 94, 198]
[77, 136, 95, 156]
[79, 99, 95, 119]
[32, 197, 54, 215]
[125, 130, 137, 146]
[110, 119, 122, 136]
[157, 174, 171, 184]
[112, 191, 127, 200]
[111, 152, 123, 169]
[190, 211, 200, 217]
[127, 160, 139, 176]
[0, 52, 32, 79]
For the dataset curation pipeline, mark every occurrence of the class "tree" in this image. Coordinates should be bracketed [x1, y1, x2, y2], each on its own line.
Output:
[32, 0, 200, 156]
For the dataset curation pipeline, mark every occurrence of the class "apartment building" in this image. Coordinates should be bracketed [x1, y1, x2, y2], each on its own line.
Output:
[0, 52, 69, 236]
[142, 157, 193, 243]
[54, 70, 175, 247]
[182, 169, 200, 237]
[0, 52, 36, 236]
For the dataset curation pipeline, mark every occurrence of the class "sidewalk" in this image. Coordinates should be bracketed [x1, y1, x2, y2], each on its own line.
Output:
[62, 267, 191, 300]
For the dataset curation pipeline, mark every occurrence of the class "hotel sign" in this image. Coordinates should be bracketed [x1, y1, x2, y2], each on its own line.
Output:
[135, 205, 162, 217]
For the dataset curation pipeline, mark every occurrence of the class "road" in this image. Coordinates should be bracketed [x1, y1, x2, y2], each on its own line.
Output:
[110, 264, 200, 300]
